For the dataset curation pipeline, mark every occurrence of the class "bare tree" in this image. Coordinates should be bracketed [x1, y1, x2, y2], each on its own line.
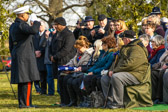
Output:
[19, 0, 95, 25]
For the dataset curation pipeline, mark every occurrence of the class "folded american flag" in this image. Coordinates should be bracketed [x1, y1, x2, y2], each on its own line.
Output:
[58, 66, 77, 71]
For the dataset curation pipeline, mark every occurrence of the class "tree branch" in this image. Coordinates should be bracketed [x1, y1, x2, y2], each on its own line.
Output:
[63, 1, 83, 19]
[55, 2, 93, 15]
[34, 0, 50, 12]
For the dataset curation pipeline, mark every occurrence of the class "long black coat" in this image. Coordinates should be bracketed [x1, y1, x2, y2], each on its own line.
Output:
[33, 31, 47, 71]
[9, 18, 41, 84]
[50, 27, 76, 78]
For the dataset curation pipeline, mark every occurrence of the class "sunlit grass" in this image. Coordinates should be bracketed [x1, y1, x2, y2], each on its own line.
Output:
[0, 71, 160, 112]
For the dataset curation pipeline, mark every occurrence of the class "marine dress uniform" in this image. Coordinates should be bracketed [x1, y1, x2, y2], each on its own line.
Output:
[9, 6, 41, 108]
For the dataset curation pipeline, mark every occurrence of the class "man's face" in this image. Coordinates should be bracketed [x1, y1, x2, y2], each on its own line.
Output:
[86, 21, 94, 29]
[53, 23, 62, 32]
[145, 26, 154, 35]
[39, 24, 45, 32]
[23, 13, 29, 22]
[98, 18, 107, 27]
[122, 37, 130, 45]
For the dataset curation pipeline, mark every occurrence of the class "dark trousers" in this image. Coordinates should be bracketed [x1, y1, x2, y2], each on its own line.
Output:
[40, 71, 47, 94]
[84, 75, 102, 95]
[151, 69, 165, 101]
[67, 75, 84, 103]
[58, 74, 72, 105]
[18, 82, 32, 107]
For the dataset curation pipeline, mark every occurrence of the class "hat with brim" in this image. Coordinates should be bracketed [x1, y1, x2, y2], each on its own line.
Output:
[149, 7, 162, 15]
[13, 6, 30, 14]
[119, 30, 136, 39]
[84, 16, 94, 22]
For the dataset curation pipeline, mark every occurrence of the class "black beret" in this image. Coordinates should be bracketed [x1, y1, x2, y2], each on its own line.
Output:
[54, 17, 66, 26]
[119, 30, 136, 39]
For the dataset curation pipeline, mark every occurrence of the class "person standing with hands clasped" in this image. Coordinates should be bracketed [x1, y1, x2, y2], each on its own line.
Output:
[9, 6, 41, 108]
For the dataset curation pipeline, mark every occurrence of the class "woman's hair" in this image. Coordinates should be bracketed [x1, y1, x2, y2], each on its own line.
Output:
[108, 20, 116, 36]
[147, 15, 160, 25]
[151, 35, 165, 46]
[93, 39, 102, 58]
[141, 17, 148, 26]
[115, 19, 128, 31]
[139, 34, 150, 42]
[101, 35, 116, 48]
[74, 36, 91, 48]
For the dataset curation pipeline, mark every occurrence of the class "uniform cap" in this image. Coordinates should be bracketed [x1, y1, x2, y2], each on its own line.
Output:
[13, 6, 30, 14]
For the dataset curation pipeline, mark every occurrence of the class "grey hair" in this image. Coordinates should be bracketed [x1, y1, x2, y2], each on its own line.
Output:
[151, 35, 165, 46]
[139, 34, 150, 42]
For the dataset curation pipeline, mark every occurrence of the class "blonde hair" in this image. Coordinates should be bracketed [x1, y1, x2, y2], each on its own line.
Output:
[148, 15, 160, 25]
[116, 19, 128, 31]
[93, 39, 102, 59]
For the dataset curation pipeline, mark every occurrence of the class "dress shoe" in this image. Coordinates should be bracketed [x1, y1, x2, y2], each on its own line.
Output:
[59, 103, 66, 107]
[19, 105, 38, 108]
[66, 101, 77, 107]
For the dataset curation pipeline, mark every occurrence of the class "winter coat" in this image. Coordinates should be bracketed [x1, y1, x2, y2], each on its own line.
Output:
[9, 18, 40, 84]
[33, 31, 47, 71]
[113, 39, 149, 83]
[87, 48, 116, 75]
[149, 47, 165, 66]
[155, 25, 165, 37]
[66, 47, 94, 67]
[78, 28, 93, 43]
[152, 50, 168, 70]
[50, 27, 76, 66]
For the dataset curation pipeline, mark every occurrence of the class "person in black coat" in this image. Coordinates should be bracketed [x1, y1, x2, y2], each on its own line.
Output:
[9, 6, 40, 108]
[90, 14, 109, 43]
[49, 17, 76, 106]
[33, 21, 47, 95]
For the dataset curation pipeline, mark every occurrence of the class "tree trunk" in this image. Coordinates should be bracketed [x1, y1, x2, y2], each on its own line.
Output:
[48, 0, 63, 25]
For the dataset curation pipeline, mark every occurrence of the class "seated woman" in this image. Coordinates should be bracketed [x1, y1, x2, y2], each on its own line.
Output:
[83, 35, 117, 100]
[148, 35, 166, 103]
[148, 35, 165, 66]
[66, 39, 102, 107]
[58, 36, 93, 106]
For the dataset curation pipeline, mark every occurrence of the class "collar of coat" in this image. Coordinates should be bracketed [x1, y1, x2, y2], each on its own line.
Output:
[121, 39, 148, 57]
[15, 18, 26, 23]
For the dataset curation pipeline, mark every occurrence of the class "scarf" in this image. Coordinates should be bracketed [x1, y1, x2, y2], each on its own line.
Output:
[115, 30, 124, 35]
[148, 45, 165, 61]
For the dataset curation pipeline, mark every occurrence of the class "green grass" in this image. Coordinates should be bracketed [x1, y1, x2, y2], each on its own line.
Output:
[0, 71, 167, 112]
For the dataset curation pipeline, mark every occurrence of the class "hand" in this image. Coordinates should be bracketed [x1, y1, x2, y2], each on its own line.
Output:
[35, 51, 41, 58]
[98, 28, 105, 34]
[90, 30, 95, 37]
[108, 71, 113, 77]
[75, 67, 82, 72]
[162, 64, 168, 69]
[88, 72, 93, 75]
[45, 30, 50, 39]
[51, 56, 55, 62]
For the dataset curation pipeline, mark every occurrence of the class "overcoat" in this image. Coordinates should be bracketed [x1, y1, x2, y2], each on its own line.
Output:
[9, 18, 41, 84]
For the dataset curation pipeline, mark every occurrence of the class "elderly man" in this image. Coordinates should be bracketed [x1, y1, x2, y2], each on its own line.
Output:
[91, 14, 109, 43]
[101, 30, 151, 108]
[33, 21, 47, 95]
[9, 6, 40, 108]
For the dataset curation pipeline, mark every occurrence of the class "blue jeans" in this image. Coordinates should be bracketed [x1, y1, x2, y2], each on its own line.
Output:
[46, 64, 55, 95]
[34, 81, 41, 93]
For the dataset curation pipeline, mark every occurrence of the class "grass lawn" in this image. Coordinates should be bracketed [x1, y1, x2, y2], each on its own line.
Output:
[0, 71, 167, 112]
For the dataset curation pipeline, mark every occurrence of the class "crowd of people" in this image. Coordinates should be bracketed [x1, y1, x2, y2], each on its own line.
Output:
[9, 5, 168, 109]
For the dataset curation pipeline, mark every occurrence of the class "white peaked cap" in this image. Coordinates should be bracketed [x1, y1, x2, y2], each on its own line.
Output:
[29, 13, 38, 22]
[13, 6, 30, 14]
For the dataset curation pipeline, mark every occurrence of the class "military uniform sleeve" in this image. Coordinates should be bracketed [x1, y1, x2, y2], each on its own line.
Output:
[19, 21, 41, 35]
